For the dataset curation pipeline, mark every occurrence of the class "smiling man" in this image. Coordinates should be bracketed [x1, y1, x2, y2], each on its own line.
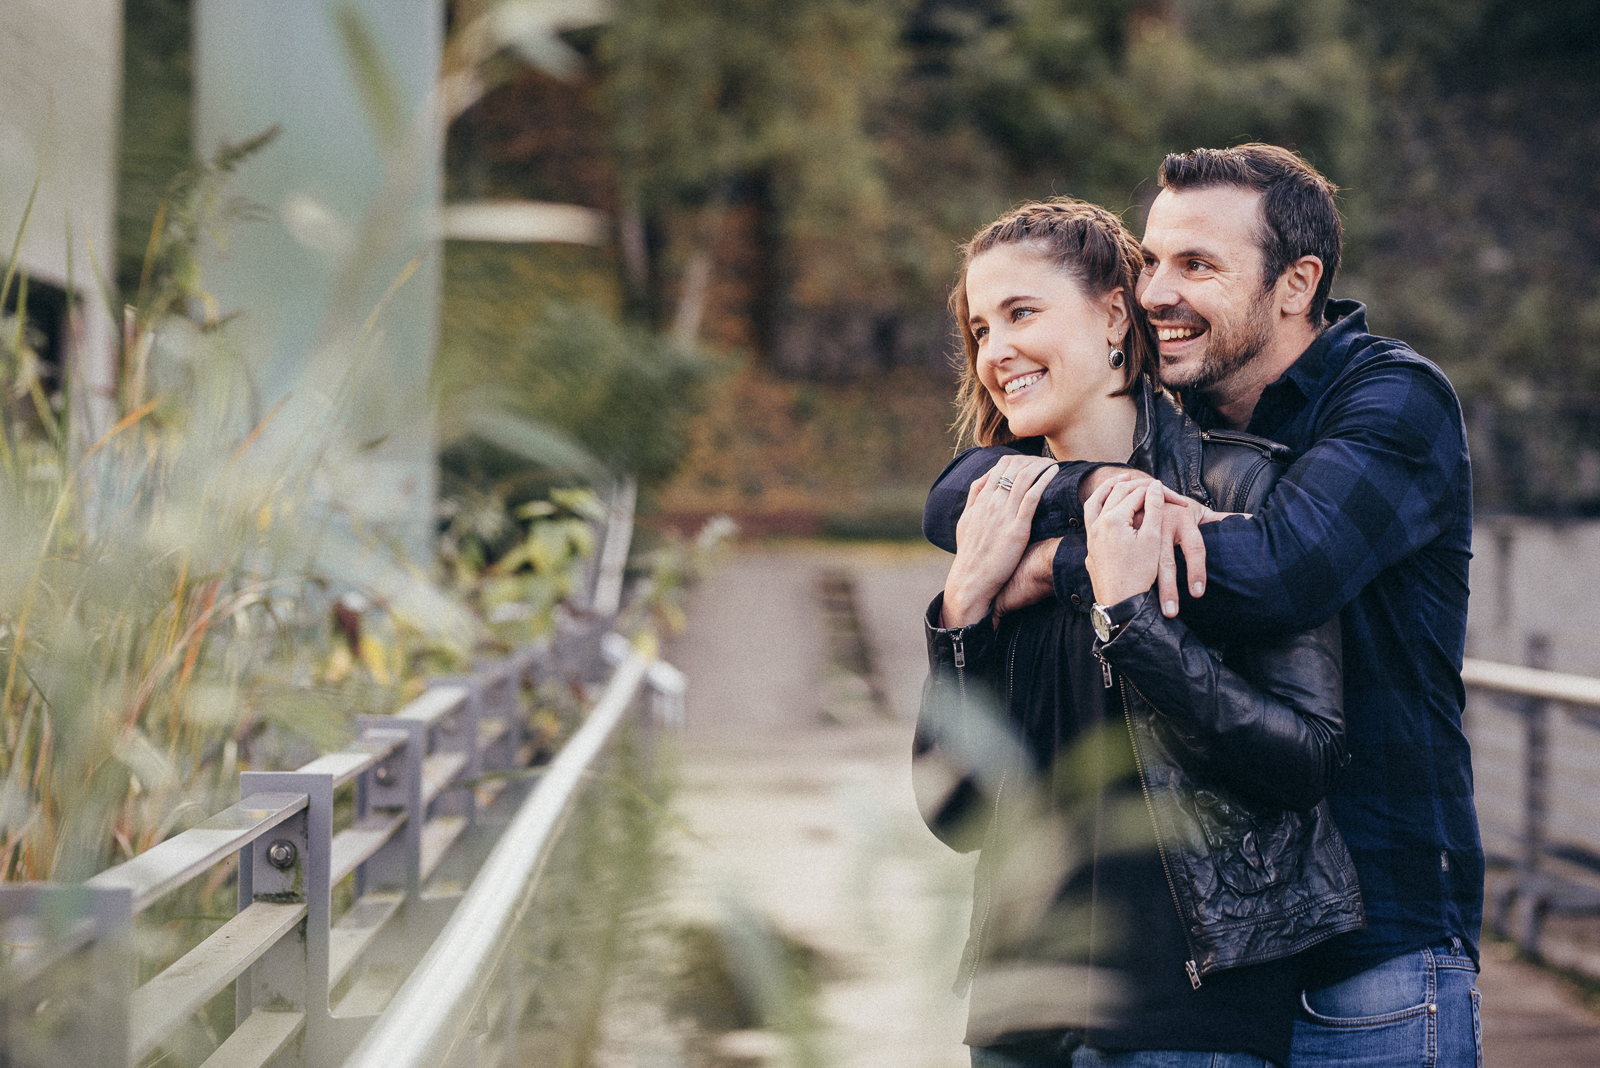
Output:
[923, 145, 1482, 1067]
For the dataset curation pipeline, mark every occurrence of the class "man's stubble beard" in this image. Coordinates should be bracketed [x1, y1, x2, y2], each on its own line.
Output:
[1160, 285, 1275, 395]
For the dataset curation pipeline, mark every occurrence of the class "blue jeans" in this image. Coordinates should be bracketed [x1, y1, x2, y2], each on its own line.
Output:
[1290, 940, 1482, 1068]
[971, 1038, 1270, 1068]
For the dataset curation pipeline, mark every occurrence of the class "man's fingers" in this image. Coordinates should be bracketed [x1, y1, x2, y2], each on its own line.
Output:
[1175, 510, 1208, 598]
[1078, 465, 1140, 503]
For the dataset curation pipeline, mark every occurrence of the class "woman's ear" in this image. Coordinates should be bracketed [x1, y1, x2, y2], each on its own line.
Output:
[1105, 288, 1131, 345]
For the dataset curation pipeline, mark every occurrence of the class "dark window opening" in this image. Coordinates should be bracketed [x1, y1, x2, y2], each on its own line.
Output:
[2, 276, 70, 438]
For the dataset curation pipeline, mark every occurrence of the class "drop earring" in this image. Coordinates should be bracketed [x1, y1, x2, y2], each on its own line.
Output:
[1108, 348, 1125, 369]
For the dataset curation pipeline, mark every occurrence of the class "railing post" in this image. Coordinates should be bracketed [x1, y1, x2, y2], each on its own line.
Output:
[356, 717, 427, 901]
[1522, 633, 1552, 876]
[0, 885, 132, 1068]
[432, 680, 484, 822]
[237, 770, 334, 1067]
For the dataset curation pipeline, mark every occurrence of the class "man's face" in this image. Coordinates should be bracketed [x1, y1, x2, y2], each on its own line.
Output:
[1137, 185, 1276, 394]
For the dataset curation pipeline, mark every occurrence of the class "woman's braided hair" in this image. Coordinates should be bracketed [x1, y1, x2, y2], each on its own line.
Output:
[950, 197, 1155, 448]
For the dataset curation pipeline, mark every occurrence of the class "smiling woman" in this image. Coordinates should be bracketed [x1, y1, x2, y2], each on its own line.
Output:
[940, 200, 1152, 630]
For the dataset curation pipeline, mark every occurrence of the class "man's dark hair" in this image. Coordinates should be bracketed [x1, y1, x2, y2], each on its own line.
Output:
[1158, 144, 1341, 325]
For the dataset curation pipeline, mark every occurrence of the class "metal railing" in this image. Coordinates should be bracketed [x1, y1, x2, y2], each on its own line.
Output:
[0, 480, 687, 1067]
[0, 633, 683, 1068]
[1461, 652, 1600, 968]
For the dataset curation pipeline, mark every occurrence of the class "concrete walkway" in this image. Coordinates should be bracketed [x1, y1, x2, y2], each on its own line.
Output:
[663, 542, 1600, 1067]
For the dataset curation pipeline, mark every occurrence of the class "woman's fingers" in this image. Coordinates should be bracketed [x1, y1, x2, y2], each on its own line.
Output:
[966, 470, 989, 508]
[1097, 479, 1156, 527]
[1086, 474, 1153, 527]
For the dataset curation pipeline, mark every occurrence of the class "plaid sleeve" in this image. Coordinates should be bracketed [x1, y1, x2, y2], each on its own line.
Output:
[1184, 358, 1470, 637]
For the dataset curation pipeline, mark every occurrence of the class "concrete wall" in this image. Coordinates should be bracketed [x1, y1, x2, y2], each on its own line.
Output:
[1466, 516, 1600, 674]
[0, 0, 122, 444]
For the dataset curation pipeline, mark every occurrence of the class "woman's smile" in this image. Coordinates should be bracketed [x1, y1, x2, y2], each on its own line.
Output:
[1002, 369, 1047, 396]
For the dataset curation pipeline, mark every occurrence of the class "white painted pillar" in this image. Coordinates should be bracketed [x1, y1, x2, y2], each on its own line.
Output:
[0, 0, 123, 450]
[194, 0, 442, 563]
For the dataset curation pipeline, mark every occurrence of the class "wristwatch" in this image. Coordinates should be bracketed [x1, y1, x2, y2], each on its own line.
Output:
[1091, 595, 1140, 644]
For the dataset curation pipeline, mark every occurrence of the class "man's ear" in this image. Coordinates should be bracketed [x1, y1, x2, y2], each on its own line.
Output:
[1278, 256, 1323, 318]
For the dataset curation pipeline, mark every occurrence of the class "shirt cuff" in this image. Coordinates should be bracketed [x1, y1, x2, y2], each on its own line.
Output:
[1051, 537, 1095, 611]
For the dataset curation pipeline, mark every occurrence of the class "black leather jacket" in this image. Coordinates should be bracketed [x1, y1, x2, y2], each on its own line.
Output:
[916, 380, 1364, 1029]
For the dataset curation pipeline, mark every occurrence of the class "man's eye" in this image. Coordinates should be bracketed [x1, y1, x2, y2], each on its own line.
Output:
[1187, 260, 1209, 272]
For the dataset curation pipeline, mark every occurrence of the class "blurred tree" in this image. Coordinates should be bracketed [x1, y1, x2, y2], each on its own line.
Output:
[598, 0, 907, 344]
[1348, 0, 1600, 512]
[119, 0, 195, 297]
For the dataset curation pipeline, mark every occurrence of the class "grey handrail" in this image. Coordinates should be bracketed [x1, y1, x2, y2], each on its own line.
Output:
[1462, 656, 1600, 706]
[342, 649, 654, 1068]
[1461, 651, 1600, 970]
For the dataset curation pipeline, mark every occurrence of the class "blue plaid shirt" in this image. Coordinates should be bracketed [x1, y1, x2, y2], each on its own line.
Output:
[924, 300, 1480, 983]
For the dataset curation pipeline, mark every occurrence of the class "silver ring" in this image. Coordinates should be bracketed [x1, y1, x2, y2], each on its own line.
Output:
[996, 475, 1015, 492]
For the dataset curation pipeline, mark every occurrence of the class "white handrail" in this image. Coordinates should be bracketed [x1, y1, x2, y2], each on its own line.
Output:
[342, 649, 654, 1068]
[1462, 656, 1600, 707]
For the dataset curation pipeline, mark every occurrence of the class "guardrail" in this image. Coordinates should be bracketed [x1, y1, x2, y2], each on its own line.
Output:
[1, 479, 687, 1066]
[1461, 651, 1600, 967]
[0, 632, 683, 1068]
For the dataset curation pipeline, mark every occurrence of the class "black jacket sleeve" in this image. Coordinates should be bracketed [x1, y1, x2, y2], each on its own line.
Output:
[913, 593, 1014, 852]
[1101, 591, 1345, 812]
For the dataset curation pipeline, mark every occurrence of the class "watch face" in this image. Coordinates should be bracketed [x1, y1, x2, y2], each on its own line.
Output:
[1092, 604, 1113, 643]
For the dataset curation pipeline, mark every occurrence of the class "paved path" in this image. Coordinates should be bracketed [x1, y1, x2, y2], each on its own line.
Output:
[662, 542, 1600, 1067]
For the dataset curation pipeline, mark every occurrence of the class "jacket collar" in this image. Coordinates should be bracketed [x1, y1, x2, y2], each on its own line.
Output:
[1129, 374, 1209, 504]
[1187, 299, 1369, 437]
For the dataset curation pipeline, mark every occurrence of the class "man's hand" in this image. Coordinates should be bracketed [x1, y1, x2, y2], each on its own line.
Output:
[992, 537, 1062, 621]
[1085, 477, 1228, 616]
[942, 456, 1060, 627]
[1077, 464, 1140, 503]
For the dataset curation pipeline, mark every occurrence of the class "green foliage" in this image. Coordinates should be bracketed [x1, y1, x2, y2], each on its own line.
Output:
[600, 0, 908, 308]
[439, 485, 605, 647]
[119, 0, 195, 298]
[596, 0, 1600, 514]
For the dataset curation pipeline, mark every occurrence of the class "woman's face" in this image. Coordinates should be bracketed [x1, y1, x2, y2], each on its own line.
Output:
[965, 243, 1130, 443]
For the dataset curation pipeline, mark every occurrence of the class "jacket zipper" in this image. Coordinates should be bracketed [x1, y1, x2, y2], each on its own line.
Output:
[1007, 628, 1020, 702]
[952, 632, 967, 698]
[1117, 676, 1205, 988]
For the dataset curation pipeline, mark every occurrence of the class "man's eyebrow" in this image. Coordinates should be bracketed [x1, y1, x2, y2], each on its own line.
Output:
[1144, 243, 1226, 265]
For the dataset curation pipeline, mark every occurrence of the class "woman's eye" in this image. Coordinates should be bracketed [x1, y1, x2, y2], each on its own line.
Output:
[972, 325, 988, 342]
[1011, 307, 1035, 321]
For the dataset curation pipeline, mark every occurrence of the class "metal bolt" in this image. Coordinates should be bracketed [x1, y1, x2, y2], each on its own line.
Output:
[374, 764, 395, 786]
[266, 839, 297, 870]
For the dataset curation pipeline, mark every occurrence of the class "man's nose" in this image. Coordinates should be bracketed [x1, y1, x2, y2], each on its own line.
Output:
[1139, 263, 1177, 312]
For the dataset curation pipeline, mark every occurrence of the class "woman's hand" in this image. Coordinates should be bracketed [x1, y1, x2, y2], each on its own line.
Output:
[1085, 477, 1169, 609]
[1085, 477, 1236, 616]
[941, 456, 1059, 628]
